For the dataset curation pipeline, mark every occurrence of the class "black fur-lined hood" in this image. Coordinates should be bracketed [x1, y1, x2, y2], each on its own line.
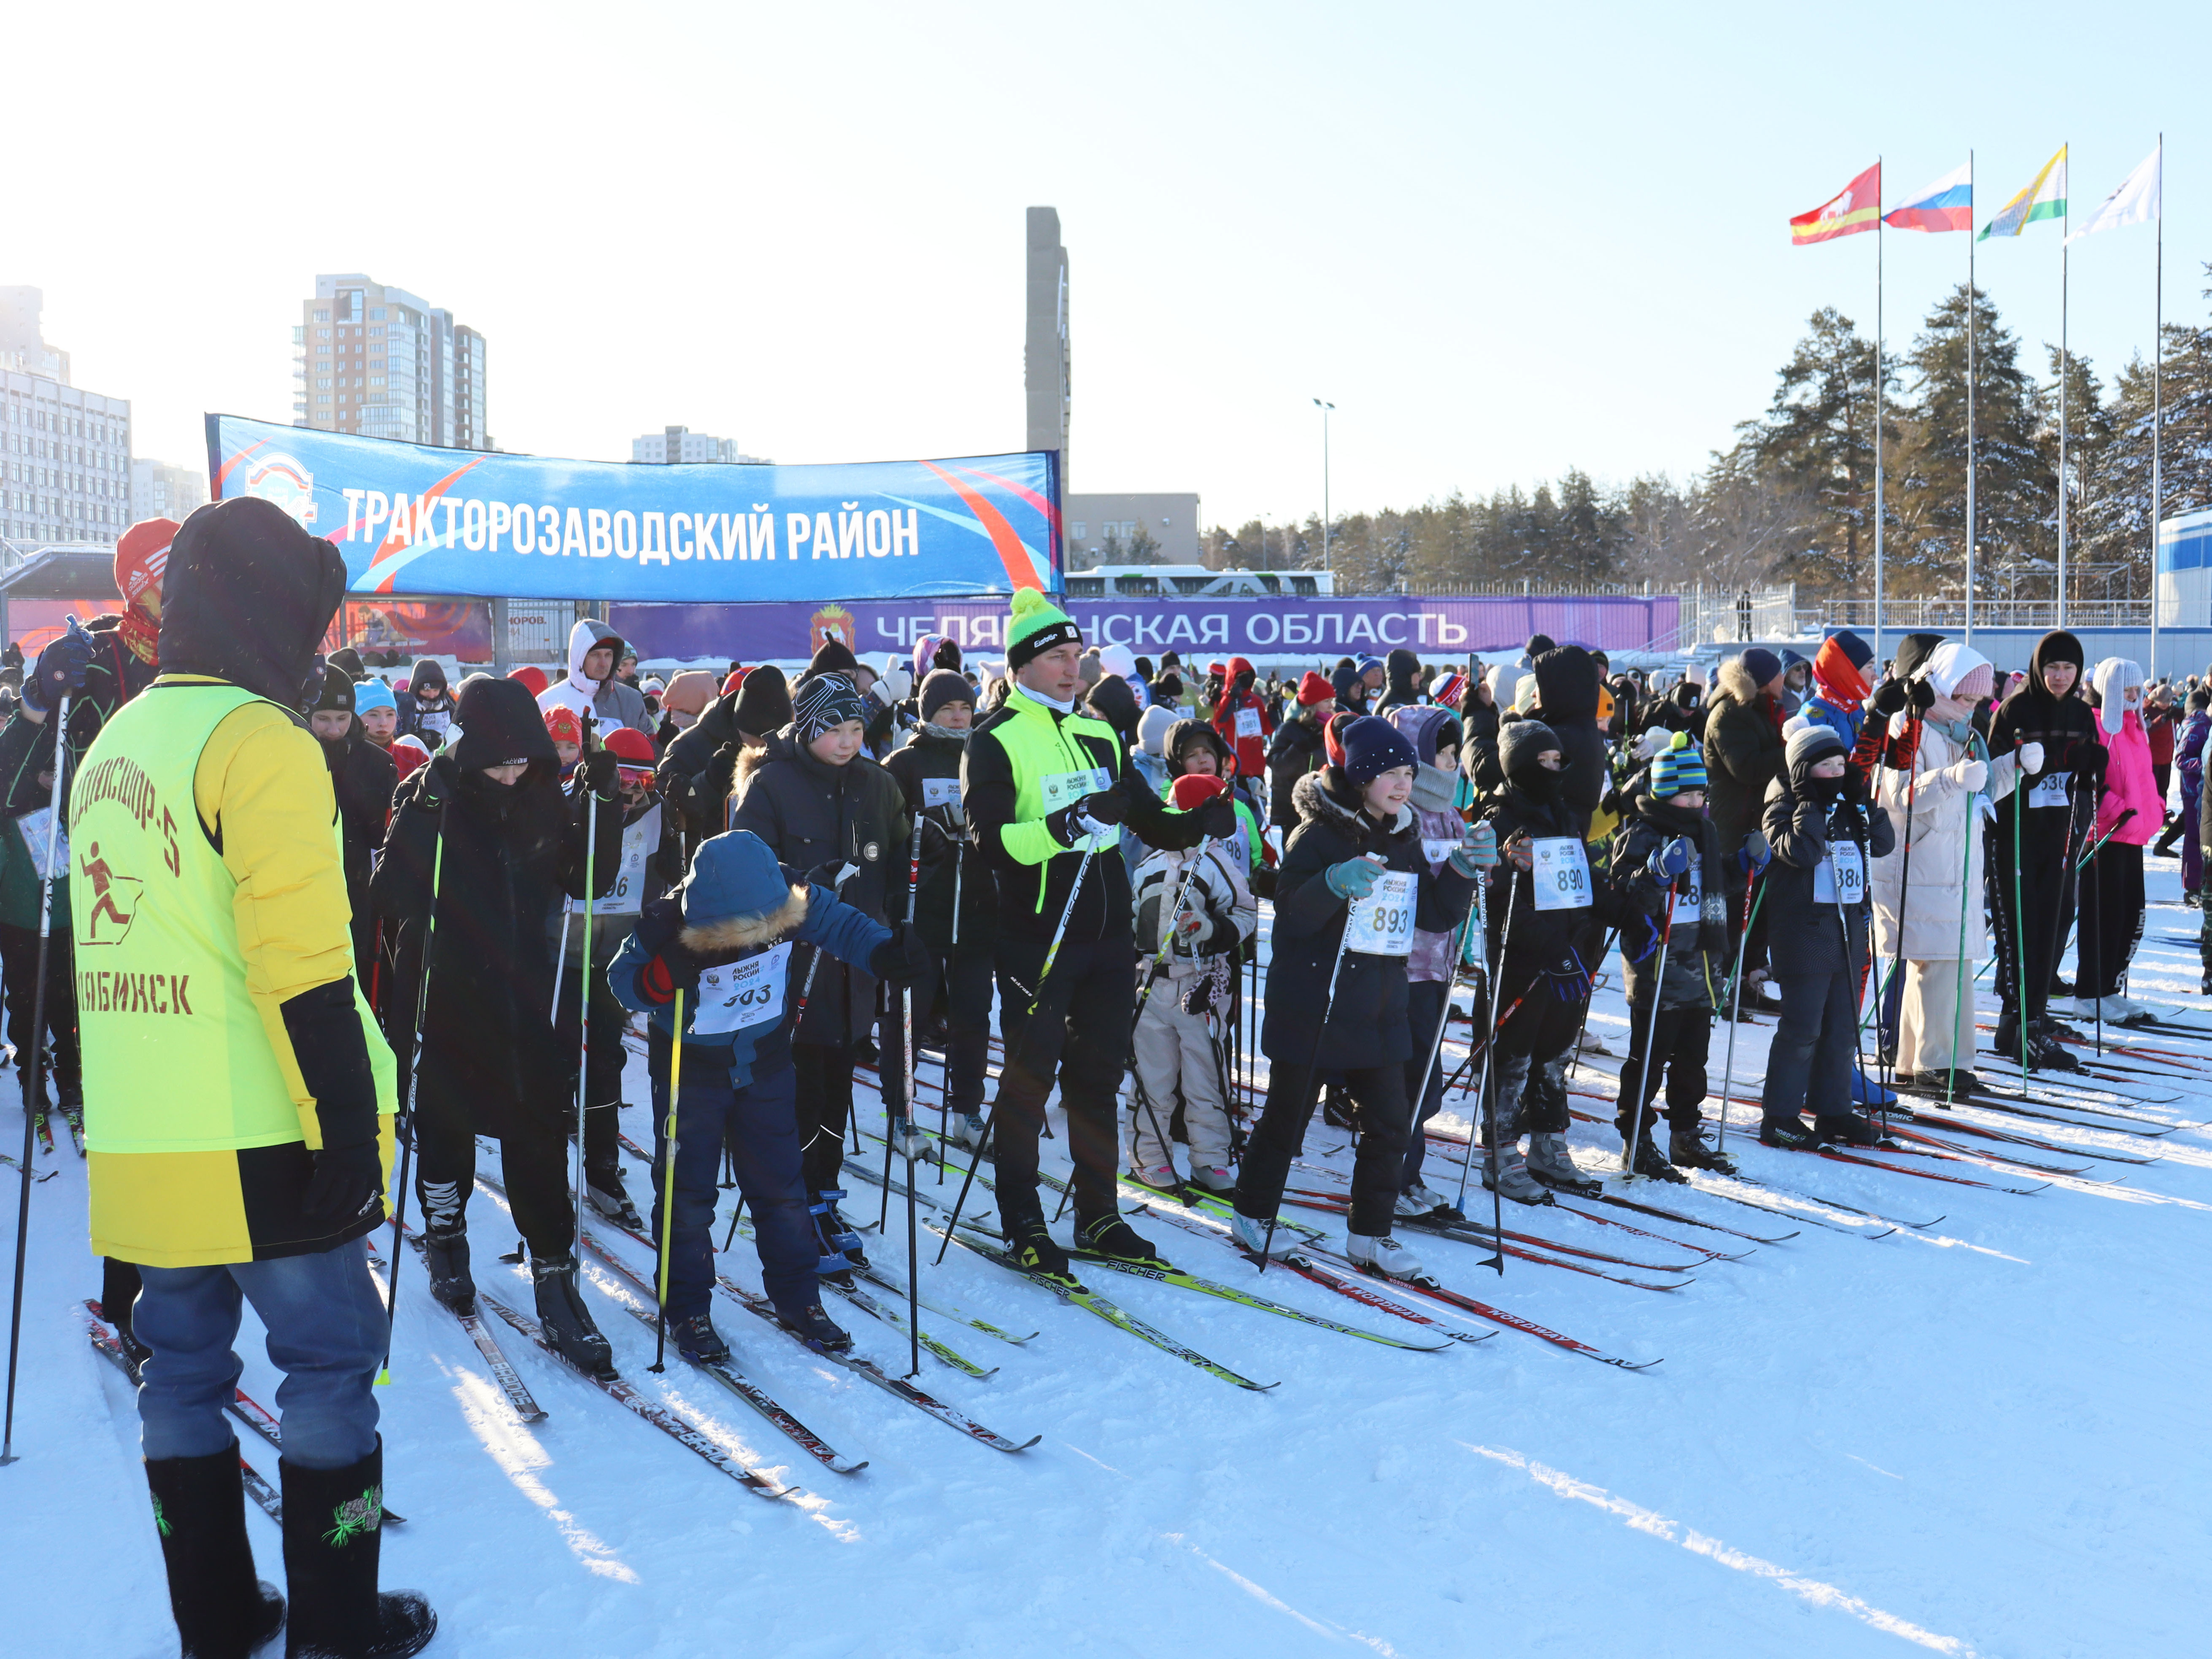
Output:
[1292, 766, 1416, 845]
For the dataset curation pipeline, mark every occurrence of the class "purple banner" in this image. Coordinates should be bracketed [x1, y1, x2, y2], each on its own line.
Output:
[610, 594, 1678, 664]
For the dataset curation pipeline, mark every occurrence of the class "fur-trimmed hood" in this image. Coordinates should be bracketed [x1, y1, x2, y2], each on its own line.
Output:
[680, 884, 808, 952]
[1292, 766, 1416, 842]
[1713, 656, 1762, 708]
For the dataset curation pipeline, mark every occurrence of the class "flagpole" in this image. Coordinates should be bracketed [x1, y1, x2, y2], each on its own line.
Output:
[1967, 148, 1977, 647]
[2151, 132, 2164, 683]
[2059, 142, 2069, 631]
[1875, 157, 1885, 661]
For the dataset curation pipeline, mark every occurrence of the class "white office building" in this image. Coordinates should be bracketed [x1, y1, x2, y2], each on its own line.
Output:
[1, 289, 132, 548]
[631, 425, 768, 465]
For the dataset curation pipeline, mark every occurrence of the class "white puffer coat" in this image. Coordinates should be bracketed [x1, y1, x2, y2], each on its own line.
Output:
[1869, 718, 2022, 962]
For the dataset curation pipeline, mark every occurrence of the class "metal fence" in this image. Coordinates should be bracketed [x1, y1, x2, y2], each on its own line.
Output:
[1819, 596, 2152, 631]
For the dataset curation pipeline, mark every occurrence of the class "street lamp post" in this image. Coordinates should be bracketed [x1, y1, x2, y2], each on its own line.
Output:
[1313, 399, 1334, 575]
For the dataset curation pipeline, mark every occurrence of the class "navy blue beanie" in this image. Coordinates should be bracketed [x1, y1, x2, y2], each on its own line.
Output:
[1340, 715, 1417, 785]
[1741, 647, 1783, 688]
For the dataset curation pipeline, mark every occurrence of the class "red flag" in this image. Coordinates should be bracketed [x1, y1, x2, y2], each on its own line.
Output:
[1790, 163, 1881, 245]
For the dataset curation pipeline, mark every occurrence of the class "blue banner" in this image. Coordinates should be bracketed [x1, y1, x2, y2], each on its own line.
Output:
[205, 414, 1060, 602]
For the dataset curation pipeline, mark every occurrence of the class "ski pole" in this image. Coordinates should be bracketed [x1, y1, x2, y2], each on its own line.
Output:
[1624, 870, 1678, 1182]
[1407, 891, 1483, 1174]
[788, 859, 860, 1166]
[944, 835, 962, 1183]
[379, 791, 446, 1389]
[1880, 719, 1921, 1130]
[881, 815, 925, 1233]
[1713, 866, 1764, 1156]
[1258, 857, 1372, 1275]
[1834, 801, 1874, 1121]
[1944, 747, 1985, 1111]
[2010, 768, 2027, 1076]
[1454, 867, 1519, 1219]
[934, 841, 1098, 1265]
[1, 688, 70, 1465]
[649, 990, 685, 1374]
[2077, 807, 2137, 1059]
[573, 709, 600, 1219]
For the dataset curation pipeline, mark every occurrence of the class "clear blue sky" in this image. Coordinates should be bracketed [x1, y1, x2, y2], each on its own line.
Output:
[11, 0, 2202, 532]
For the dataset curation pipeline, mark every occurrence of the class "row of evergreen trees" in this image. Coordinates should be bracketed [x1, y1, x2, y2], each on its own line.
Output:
[1209, 266, 2212, 601]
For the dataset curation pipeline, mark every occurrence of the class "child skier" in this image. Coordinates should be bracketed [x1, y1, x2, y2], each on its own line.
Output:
[608, 830, 928, 1358]
[1128, 773, 1256, 1193]
[1231, 718, 1484, 1276]
[879, 668, 997, 1156]
[1760, 724, 1896, 1146]
[1609, 732, 1736, 1176]
[1480, 720, 1624, 1202]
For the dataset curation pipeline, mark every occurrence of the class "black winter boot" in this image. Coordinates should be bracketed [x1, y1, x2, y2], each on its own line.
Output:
[418, 1222, 474, 1315]
[1667, 1119, 1737, 1174]
[776, 1302, 853, 1353]
[144, 1440, 286, 1659]
[1077, 1211, 1166, 1265]
[530, 1251, 615, 1378]
[1759, 1116, 1824, 1151]
[1814, 1111, 1885, 1148]
[279, 1440, 435, 1659]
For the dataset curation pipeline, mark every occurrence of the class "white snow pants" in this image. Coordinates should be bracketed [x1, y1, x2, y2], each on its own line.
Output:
[1899, 958, 1976, 1075]
[1128, 986, 1233, 1173]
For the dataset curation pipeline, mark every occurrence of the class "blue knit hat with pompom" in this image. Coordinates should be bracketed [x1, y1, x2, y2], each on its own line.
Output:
[1647, 731, 1708, 799]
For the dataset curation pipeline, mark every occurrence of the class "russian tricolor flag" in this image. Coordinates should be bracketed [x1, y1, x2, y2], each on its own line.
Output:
[1885, 162, 1972, 234]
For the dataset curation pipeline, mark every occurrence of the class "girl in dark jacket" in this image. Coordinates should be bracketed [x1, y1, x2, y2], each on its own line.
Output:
[393, 654, 459, 748]
[1479, 720, 1626, 1203]
[1230, 719, 1483, 1279]
[1609, 733, 1735, 1177]
[878, 669, 998, 1154]
[1757, 724, 1896, 1148]
[727, 672, 908, 1268]
[372, 675, 623, 1373]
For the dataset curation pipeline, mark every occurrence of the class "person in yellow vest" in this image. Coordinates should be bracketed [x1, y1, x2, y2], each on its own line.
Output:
[76, 498, 434, 1659]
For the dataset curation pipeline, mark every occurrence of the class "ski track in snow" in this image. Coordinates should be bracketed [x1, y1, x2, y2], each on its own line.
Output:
[11, 855, 2212, 1656]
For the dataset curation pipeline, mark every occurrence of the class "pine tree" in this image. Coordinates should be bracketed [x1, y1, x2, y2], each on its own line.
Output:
[2037, 346, 2118, 604]
[2088, 268, 2212, 596]
[1740, 306, 1894, 594]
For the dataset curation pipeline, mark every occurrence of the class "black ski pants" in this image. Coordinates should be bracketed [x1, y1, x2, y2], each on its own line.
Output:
[792, 1041, 856, 1195]
[0, 920, 79, 1097]
[989, 931, 1130, 1229]
[2078, 842, 2145, 1001]
[412, 1105, 575, 1260]
[1619, 1000, 1713, 1137]
[1988, 804, 2077, 1027]
[874, 944, 993, 1117]
[1492, 960, 1588, 1135]
[551, 922, 630, 1181]
[1238, 1059, 1411, 1237]
[1762, 969, 1858, 1126]
[1397, 978, 1453, 1194]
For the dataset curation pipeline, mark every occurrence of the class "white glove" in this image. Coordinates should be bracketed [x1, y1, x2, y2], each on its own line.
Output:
[1957, 759, 1989, 793]
[2018, 741, 2045, 774]
[1633, 728, 1669, 761]
[875, 664, 914, 705]
[1889, 709, 1912, 739]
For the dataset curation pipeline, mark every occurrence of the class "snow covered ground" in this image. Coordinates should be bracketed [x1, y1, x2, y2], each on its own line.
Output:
[9, 852, 2212, 1658]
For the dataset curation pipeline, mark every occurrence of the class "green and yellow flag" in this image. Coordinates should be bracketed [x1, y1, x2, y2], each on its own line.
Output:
[1979, 146, 2067, 240]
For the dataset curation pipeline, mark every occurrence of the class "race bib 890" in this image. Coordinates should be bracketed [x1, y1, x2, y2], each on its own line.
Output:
[1531, 838, 1592, 912]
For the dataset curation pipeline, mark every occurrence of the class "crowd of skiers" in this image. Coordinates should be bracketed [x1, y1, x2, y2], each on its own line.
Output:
[8, 499, 2211, 1659]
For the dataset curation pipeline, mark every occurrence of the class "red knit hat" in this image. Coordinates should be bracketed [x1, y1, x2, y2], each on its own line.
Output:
[1170, 773, 1226, 811]
[543, 705, 583, 746]
[1324, 710, 1355, 768]
[391, 735, 430, 782]
[1296, 671, 1334, 706]
[507, 664, 550, 696]
[722, 668, 748, 696]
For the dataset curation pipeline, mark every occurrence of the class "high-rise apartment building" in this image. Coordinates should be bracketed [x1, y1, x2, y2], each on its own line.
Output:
[629, 426, 768, 465]
[0, 288, 132, 548]
[293, 274, 488, 450]
[132, 458, 206, 525]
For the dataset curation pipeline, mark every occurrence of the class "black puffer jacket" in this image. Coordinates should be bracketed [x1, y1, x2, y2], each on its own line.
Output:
[1479, 741, 1623, 979]
[1262, 767, 1471, 1071]
[883, 727, 996, 950]
[1759, 750, 1896, 979]
[728, 730, 908, 1043]
[325, 727, 398, 978]
[1702, 657, 1786, 854]
[1527, 645, 1605, 836]
[1265, 708, 1329, 832]
[1376, 647, 1423, 712]
[372, 687, 621, 1133]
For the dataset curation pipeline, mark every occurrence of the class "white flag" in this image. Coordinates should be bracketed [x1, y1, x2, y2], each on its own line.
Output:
[2067, 145, 2161, 244]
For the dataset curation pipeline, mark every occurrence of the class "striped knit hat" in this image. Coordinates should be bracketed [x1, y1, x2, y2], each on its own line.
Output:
[1647, 730, 1708, 799]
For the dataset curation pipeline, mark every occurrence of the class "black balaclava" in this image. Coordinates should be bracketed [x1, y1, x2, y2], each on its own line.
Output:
[159, 498, 346, 709]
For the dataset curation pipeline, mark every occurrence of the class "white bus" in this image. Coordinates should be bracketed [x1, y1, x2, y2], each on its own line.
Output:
[1062, 564, 1335, 599]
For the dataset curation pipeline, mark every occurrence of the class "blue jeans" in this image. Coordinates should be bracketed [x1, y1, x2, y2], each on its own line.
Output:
[135, 1239, 386, 1469]
[648, 1033, 817, 1324]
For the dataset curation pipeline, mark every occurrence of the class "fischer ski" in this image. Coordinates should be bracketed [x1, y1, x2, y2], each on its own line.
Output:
[1061, 1245, 1452, 1351]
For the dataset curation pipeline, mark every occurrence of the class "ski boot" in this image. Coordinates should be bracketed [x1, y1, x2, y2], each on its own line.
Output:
[1759, 1115, 1824, 1151]
[143, 1442, 288, 1659]
[1480, 1140, 1553, 1207]
[1618, 1131, 1687, 1183]
[1667, 1119, 1736, 1175]
[1128, 1163, 1181, 1196]
[1395, 1181, 1462, 1221]
[1189, 1163, 1236, 1195]
[670, 1312, 730, 1364]
[1814, 1111, 1885, 1148]
[280, 1441, 437, 1659]
[1921, 1069, 1984, 1102]
[951, 1112, 990, 1156]
[1321, 1082, 1356, 1130]
[777, 1302, 853, 1353]
[1078, 1211, 1166, 1265]
[1230, 1209, 1287, 1259]
[1346, 1231, 1431, 1283]
[809, 1190, 869, 1273]
[530, 1252, 616, 1378]
[22, 1074, 50, 1154]
[420, 1222, 476, 1315]
[584, 1160, 644, 1230]
[1529, 1131, 1608, 1191]
[1003, 1213, 1075, 1282]
[885, 1112, 936, 1163]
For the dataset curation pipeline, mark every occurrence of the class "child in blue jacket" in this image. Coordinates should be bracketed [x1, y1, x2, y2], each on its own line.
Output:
[609, 828, 926, 1360]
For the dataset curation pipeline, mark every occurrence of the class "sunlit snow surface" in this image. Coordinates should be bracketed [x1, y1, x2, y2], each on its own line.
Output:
[9, 850, 2212, 1657]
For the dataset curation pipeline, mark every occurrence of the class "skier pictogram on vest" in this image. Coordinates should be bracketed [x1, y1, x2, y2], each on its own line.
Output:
[79, 842, 143, 944]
